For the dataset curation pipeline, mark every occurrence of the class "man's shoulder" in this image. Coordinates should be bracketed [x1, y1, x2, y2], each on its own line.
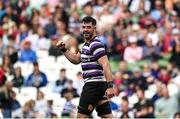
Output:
[91, 37, 101, 43]
[89, 37, 104, 48]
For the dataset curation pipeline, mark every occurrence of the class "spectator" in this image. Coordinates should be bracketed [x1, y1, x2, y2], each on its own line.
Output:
[151, 61, 160, 79]
[151, 81, 163, 103]
[118, 61, 132, 75]
[168, 11, 179, 28]
[0, 0, 6, 22]
[142, 36, 161, 61]
[82, 2, 94, 17]
[142, 63, 152, 79]
[174, 112, 180, 119]
[123, 36, 143, 63]
[146, 22, 161, 46]
[61, 92, 76, 118]
[45, 100, 56, 118]
[133, 89, 154, 118]
[173, 0, 180, 17]
[34, 91, 46, 114]
[1, 54, 14, 76]
[158, 67, 171, 84]
[0, 82, 14, 118]
[12, 66, 24, 88]
[25, 26, 50, 51]
[150, 0, 165, 22]
[53, 5, 69, 27]
[131, 67, 148, 91]
[0, 66, 6, 87]
[169, 28, 180, 67]
[28, 99, 36, 115]
[163, 24, 172, 54]
[6, 38, 18, 64]
[68, 11, 81, 37]
[38, 4, 50, 28]
[16, 23, 29, 44]
[44, 15, 56, 38]
[18, 40, 37, 63]
[12, 101, 35, 118]
[61, 80, 79, 98]
[118, 61, 132, 93]
[5, 5, 20, 25]
[52, 68, 68, 93]
[0, 36, 6, 58]
[106, 33, 120, 60]
[155, 84, 179, 118]
[171, 67, 180, 88]
[73, 71, 84, 96]
[56, 20, 78, 54]
[25, 62, 48, 88]
[116, 96, 134, 118]
[11, 91, 21, 111]
[113, 71, 122, 94]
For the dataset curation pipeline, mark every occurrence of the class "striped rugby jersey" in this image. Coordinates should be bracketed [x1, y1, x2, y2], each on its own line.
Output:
[81, 36, 106, 83]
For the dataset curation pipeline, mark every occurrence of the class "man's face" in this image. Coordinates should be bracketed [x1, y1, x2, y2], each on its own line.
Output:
[81, 22, 95, 40]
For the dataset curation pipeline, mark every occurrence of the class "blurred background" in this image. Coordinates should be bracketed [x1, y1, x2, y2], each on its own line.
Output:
[0, 0, 180, 118]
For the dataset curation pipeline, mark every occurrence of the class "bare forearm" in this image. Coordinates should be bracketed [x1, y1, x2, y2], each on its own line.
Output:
[63, 50, 81, 64]
[98, 56, 113, 82]
[102, 62, 113, 82]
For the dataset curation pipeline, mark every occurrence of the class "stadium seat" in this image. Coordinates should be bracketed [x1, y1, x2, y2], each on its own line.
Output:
[36, 50, 48, 59]
[20, 87, 37, 100]
[39, 86, 53, 95]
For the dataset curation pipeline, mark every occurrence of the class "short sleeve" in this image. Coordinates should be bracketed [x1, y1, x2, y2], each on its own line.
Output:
[90, 41, 106, 60]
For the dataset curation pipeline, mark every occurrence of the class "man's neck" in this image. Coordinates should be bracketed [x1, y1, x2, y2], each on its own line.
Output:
[85, 35, 96, 43]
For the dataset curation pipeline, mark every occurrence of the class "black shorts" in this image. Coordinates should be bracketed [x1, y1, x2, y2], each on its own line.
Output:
[78, 82, 112, 116]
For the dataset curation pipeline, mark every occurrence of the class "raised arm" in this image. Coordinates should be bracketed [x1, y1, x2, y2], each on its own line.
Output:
[56, 40, 81, 64]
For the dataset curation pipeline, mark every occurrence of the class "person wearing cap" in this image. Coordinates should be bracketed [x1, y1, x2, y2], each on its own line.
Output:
[123, 36, 143, 63]
[18, 40, 37, 63]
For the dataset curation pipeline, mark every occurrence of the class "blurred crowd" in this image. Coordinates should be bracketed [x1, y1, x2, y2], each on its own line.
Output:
[0, 0, 180, 118]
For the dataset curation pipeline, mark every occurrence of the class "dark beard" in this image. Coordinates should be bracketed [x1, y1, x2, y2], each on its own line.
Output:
[83, 31, 93, 40]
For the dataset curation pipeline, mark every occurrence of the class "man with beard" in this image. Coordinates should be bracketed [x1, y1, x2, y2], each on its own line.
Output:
[56, 16, 115, 118]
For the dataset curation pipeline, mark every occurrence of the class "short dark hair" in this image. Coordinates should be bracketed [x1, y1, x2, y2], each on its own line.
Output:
[60, 68, 66, 72]
[33, 61, 38, 66]
[121, 96, 128, 102]
[174, 112, 180, 118]
[81, 16, 96, 26]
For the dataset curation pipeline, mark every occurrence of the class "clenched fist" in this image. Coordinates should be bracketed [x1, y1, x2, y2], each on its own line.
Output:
[56, 40, 67, 52]
[56, 40, 65, 48]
